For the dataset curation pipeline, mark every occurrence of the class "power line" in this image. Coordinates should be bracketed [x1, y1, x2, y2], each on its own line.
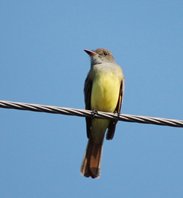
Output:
[0, 100, 182, 128]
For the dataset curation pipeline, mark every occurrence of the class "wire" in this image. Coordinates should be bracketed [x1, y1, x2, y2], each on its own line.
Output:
[0, 100, 182, 128]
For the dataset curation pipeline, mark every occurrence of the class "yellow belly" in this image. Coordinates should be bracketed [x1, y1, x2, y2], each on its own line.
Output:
[91, 72, 120, 112]
[90, 72, 121, 142]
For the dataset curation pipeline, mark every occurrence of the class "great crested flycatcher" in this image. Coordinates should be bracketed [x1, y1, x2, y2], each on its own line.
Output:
[81, 48, 124, 178]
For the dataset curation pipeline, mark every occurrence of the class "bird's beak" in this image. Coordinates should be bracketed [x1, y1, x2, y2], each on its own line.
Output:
[84, 49, 97, 57]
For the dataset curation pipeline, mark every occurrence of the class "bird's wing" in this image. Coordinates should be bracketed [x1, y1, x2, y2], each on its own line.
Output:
[106, 79, 124, 140]
[84, 71, 93, 138]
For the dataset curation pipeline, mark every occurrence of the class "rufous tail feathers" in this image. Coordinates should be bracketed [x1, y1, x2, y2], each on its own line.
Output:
[81, 139, 103, 178]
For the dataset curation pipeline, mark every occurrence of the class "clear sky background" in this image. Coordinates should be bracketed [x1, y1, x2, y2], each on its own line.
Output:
[0, 0, 183, 197]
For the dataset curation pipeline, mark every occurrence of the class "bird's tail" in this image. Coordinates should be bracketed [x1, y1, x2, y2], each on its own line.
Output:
[81, 139, 103, 178]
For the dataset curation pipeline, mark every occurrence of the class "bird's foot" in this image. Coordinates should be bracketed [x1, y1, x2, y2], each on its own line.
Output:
[91, 109, 98, 119]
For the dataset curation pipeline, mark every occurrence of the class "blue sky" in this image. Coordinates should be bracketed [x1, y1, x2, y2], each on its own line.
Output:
[0, 0, 183, 197]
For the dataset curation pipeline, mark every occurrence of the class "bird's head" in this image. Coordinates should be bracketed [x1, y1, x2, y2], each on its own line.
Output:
[84, 48, 115, 65]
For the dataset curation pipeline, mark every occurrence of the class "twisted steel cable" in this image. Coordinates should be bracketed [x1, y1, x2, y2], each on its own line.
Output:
[0, 100, 182, 128]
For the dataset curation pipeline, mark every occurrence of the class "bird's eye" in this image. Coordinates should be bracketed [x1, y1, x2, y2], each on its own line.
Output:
[103, 51, 108, 56]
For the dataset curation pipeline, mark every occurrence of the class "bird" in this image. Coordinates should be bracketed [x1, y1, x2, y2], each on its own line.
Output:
[81, 48, 124, 178]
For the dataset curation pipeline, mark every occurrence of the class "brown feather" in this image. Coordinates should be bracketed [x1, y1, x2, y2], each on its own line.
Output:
[84, 71, 93, 138]
[81, 139, 103, 178]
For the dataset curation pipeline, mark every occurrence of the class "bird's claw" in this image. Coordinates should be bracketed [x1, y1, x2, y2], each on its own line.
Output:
[91, 109, 98, 119]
